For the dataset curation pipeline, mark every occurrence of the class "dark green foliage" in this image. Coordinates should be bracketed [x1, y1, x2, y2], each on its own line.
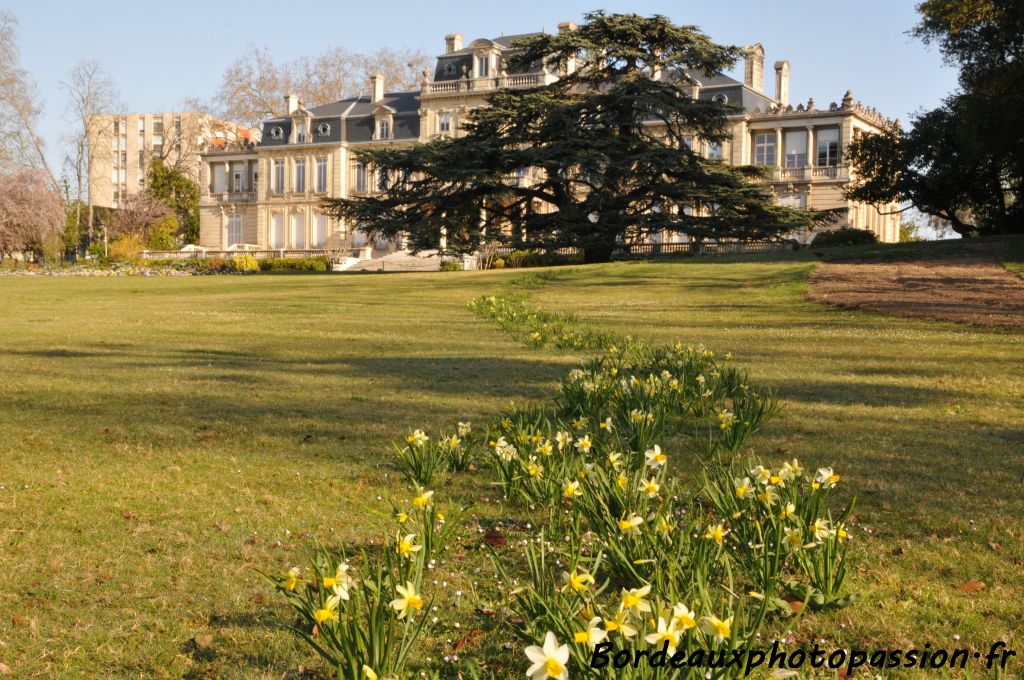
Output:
[147, 161, 200, 244]
[258, 257, 328, 272]
[847, 1, 1024, 236]
[811, 228, 878, 248]
[325, 12, 822, 263]
[439, 260, 462, 272]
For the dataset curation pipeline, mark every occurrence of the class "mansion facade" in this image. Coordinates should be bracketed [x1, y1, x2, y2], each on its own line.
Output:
[197, 26, 899, 254]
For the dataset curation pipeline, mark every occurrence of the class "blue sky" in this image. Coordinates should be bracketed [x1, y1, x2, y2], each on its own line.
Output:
[7, 0, 957, 176]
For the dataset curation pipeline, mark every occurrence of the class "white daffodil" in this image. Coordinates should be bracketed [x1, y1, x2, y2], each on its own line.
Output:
[406, 429, 429, 448]
[617, 513, 643, 535]
[644, 445, 667, 468]
[390, 581, 424, 619]
[562, 479, 582, 498]
[573, 617, 608, 647]
[645, 616, 681, 656]
[641, 478, 660, 498]
[815, 467, 841, 489]
[734, 477, 754, 499]
[524, 631, 570, 680]
[700, 615, 732, 645]
[396, 533, 422, 560]
[620, 584, 652, 613]
[672, 603, 696, 631]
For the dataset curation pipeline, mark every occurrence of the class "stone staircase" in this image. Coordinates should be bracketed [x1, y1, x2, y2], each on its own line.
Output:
[344, 249, 443, 273]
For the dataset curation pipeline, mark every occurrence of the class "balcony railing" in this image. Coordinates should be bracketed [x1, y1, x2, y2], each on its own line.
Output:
[208, 191, 256, 203]
[771, 165, 848, 182]
[424, 72, 546, 95]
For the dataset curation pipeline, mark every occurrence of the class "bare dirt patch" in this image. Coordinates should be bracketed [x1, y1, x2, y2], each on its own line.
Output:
[806, 259, 1024, 329]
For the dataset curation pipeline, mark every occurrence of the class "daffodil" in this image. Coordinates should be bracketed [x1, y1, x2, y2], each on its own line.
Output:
[396, 533, 422, 559]
[780, 458, 804, 481]
[815, 467, 841, 489]
[527, 456, 543, 478]
[362, 665, 378, 680]
[555, 431, 570, 451]
[704, 523, 728, 545]
[780, 502, 796, 520]
[645, 616, 681, 655]
[524, 631, 570, 680]
[603, 609, 638, 638]
[282, 566, 301, 591]
[734, 477, 754, 499]
[644, 445, 667, 468]
[574, 435, 593, 454]
[657, 515, 674, 534]
[700, 615, 732, 645]
[412, 489, 434, 508]
[573, 617, 608, 647]
[783, 527, 804, 552]
[756, 485, 779, 506]
[314, 593, 341, 624]
[321, 563, 352, 599]
[446, 435, 461, 449]
[671, 603, 696, 631]
[618, 513, 643, 535]
[606, 452, 623, 470]
[406, 429, 429, 448]
[717, 410, 735, 430]
[561, 569, 595, 593]
[390, 581, 424, 619]
[620, 584, 652, 612]
[537, 440, 554, 456]
[811, 518, 831, 542]
[562, 479, 582, 498]
[457, 421, 472, 436]
[751, 465, 772, 485]
[616, 472, 628, 489]
[641, 478, 660, 498]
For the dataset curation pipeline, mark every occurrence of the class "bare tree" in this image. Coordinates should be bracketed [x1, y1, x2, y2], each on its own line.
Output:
[62, 59, 120, 244]
[107, 190, 167, 240]
[0, 11, 57, 186]
[204, 45, 433, 126]
[0, 168, 65, 259]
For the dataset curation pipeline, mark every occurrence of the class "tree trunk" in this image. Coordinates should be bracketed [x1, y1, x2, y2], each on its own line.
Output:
[582, 241, 615, 263]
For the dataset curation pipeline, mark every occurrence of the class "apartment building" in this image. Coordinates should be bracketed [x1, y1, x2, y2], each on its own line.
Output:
[89, 112, 254, 210]
[197, 25, 899, 253]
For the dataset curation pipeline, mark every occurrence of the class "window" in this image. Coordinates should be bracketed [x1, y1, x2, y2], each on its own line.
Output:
[477, 54, 489, 77]
[444, 63, 456, 76]
[174, 117, 181, 136]
[227, 214, 244, 246]
[313, 214, 328, 248]
[232, 168, 243, 192]
[707, 141, 723, 160]
[378, 119, 390, 140]
[816, 128, 840, 166]
[271, 213, 285, 248]
[120, 151, 127, 167]
[712, 94, 728, 105]
[317, 122, 331, 137]
[153, 120, 164, 136]
[137, 118, 145, 132]
[783, 130, 808, 168]
[681, 135, 693, 151]
[377, 167, 388, 192]
[356, 163, 367, 192]
[138, 151, 145, 167]
[290, 213, 305, 249]
[297, 124, 307, 143]
[295, 158, 306, 193]
[252, 167, 259, 193]
[270, 126, 284, 140]
[212, 164, 226, 193]
[753, 133, 776, 166]
[315, 157, 327, 193]
[273, 160, 285, 194]
[438, 112, 451, 133]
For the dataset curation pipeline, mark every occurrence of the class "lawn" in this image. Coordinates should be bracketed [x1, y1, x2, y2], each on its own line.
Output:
[1, 251, 1021, 677]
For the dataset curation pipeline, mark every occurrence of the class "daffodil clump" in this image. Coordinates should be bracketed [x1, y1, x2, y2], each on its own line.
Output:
[394, 422, 478, 485]
[265, 486, 450, 680]
[467, 294, 618, 351]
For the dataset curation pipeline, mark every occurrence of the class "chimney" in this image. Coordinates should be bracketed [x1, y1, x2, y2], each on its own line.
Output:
[773, 60, 790, 106]
[370, 74, 384, 103]
[743, 44, 765, 92]
[444, 33, 463, 54]
[285, 93, 300, 115]
[557, 21, 577, 33]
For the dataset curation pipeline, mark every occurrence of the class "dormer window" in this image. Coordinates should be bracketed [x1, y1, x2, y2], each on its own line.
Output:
[476, 54, 490, 77]
[317, 122, 331, 137]
[444, 63, 456, 76]
[270, 126, 284, 140]
[378, 119, 390, 139]
[438, 112, 451, 134]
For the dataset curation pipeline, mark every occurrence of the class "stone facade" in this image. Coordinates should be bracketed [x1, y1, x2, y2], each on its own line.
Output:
[197, 30, 900, 252]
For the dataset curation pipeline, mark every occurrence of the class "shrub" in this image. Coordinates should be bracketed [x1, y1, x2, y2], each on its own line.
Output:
[258, 257, 328, 272]
[439, 260, 462, 272]
[106, 236, 143, 263]
[228, 254, 260, 273]
[811, 227, 878, 247]
[145, 214, 180, 250]
[492, 258, 506, 269]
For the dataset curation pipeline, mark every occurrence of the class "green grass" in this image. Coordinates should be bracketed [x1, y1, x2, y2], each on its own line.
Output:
[1, 244, 1022, 677]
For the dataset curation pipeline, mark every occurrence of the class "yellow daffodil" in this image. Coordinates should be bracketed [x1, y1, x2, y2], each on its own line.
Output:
[314, 593, 341, 624]
[641, 478, 660, 498]
[412, 490, 434, 508]
[561, 569, 595, 593]
[574, 435, 593, 454]
[446, 435, 461, 449]
[620, 584, 652, 612]
[618, 513, 643, 535]
[717, 410, 735, 430]
[811, 518, 831, 542]
[527, 456, 543, 478]
[734, 477, 754, 499]
[645, 616, 680, 656]
[756, 485, 779, 506]
[562, 479, 582, 498]
[783, 527, 804, 552]
[283, 566, 301, 591]
[657, 515, 674, 534]
[644, 445, 667, 469]
[704, 523, 728, 545]
[700, 615, 732, 645]
[815, 467, 841, 489]
[780, 458, 804, 481]
[603, 609, 638, 638]
[780, 502, 796, 520]
[835, 523, 850, 542]
[537, 440, 554, 456]
[524, 631, 570, 680]
[751, 465, 772, 485]
[606, 452, 623, 470]
[396, 533, 422, 559]
[555, 431, 570, 451]
[390, 581, 424, 619]
[672, 603, 696, 631]
[616, 472, 628, 489]
[573, 617, 608, 647]
[361, 665, 378, 680]
[406, 429, 429, 447]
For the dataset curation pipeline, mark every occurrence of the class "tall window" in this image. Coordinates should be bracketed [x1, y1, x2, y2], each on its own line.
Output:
[313, 214, 328, 247]
[227, 214, 244, 246]
[783, 130, 807, 168]
[707, 141, 723, 160]
[232, 168, 243, 192]
[378, 119, 390, 140]
[316, 157, 327, 193]
[356, 163, 367, 192]
[295, 158, 306, 193]
[290, 213, 305, 248]
[438, 112, 451, 133]
[477, 54, 489, 77]
[816, 128, 840, 166]
[377, 167, 388, 192]
[273, 160, 285, 194]
[753, 133, 776, 166]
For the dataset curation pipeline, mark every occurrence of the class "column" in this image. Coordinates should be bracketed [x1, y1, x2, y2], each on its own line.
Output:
[806, 126, 815, 168]
[224, 161, 230, 194]
[774, 128, 783, 168]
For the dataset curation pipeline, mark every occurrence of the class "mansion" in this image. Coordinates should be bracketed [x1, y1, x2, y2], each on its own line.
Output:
[197, 26, 900, 256]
